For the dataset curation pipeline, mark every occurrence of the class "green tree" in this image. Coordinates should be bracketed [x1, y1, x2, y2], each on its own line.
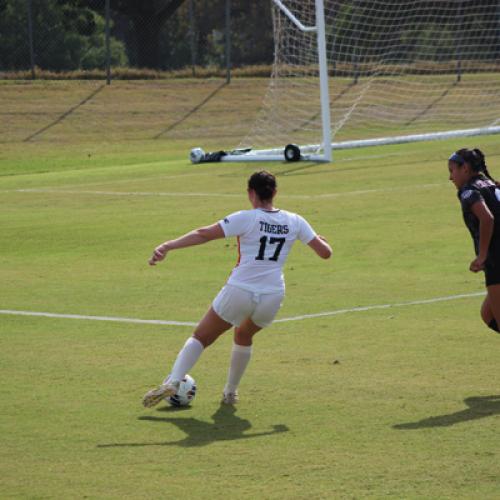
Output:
[0, 0, 31, 70]
[80, 13, 128, 70]
[73, 0, 187, 68]
[0, 0, 127, 71]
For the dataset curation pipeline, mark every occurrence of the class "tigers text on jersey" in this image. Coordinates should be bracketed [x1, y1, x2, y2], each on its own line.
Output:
[219, 208, 317, 293]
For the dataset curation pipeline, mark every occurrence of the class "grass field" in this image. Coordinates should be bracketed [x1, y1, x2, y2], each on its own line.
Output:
[1, 79, 500, 499]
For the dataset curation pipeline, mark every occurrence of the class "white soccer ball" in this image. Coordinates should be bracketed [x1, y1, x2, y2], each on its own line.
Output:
[190, 147, 205, 164]
[165, 374, 197, 407]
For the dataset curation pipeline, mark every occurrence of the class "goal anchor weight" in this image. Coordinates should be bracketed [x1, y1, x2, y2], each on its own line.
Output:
[284, 144, 301, 162]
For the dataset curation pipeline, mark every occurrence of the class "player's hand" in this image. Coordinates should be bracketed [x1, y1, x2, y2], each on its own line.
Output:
[149, 244, 168, 266]
[469, 256, 486, 273]
[317, 234, 329, 243]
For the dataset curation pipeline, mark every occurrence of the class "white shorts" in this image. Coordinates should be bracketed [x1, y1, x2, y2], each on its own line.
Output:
[212, 284, 284, 328]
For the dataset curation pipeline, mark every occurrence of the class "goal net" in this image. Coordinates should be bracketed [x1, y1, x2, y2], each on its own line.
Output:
[194, 0, 500, 163]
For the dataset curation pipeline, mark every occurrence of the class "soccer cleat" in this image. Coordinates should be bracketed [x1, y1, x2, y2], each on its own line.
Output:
[142, 380, 180, 408]
[221, 391, 239, 405]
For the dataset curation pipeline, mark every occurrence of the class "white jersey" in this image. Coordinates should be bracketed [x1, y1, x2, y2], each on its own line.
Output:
[219, 208, 316, 293]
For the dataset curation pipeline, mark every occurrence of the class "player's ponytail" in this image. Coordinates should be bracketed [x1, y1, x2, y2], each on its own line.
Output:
[471, 148, 486, 172]
[471, 148, 498, 186]
[248, 170, 277, 201]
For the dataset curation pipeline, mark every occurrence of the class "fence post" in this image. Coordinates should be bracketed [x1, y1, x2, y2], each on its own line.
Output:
[189, 0, 196, 77]
[225, 0, 231, 84]
[26, 0, 35, 79]
[496, 0, 500, 61]
[352, 0, 360, 84]
[105, 0, 111, 84]
[331, 17, 336, 76]
[455, 0, 463, 83]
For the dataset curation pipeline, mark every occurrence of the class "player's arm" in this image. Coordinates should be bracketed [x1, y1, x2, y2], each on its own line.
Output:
[470, 201, 494, 272]
[149, 223, 225, 266]
[308, 235, 332, 259]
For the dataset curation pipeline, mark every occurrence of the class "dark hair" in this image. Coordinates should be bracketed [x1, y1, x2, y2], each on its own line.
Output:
[453, 148, 497, 184]
[248, 170, 277, 201]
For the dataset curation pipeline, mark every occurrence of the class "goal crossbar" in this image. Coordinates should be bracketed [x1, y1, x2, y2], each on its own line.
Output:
[272, 0, 317, 33]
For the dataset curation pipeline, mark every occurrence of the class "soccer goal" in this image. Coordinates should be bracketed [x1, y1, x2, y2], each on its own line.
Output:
[190, 0, 500, 164]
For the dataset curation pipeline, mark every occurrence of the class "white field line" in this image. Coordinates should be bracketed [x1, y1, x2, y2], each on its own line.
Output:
[5, 182, 446, 200]
[274, 291, 485, 322]
[10, 188, 241, 198]
[0, 309, 197, 327]
[0, 150, 412, 193]
[0, 291, 485, 328]
[0, 151, 409, 193]
[48, 151, 408, 188]
[22, 170, 224, 191]
[71, 170, 218, 186]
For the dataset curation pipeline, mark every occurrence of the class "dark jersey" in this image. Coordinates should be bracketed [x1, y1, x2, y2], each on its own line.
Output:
[458, 175, 500, 257]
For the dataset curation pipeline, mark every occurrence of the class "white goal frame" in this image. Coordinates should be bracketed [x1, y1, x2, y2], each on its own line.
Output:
[218, 126, 500, 163]
[233, 0, 333, 163]
[191, 0, 500, 164]
[272, 0, 333, 163]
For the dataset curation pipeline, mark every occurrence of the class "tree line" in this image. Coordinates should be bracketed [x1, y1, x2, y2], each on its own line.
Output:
[0, 0, 498, 72]
[0, 0, 274, 71]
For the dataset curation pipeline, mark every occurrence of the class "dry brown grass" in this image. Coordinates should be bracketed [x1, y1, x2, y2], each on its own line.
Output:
[0, 65, 274, 81]
[1, 73, 498, 149]
[0, 61, 498, 81]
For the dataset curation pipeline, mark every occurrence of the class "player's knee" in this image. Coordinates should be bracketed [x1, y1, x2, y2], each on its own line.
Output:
[487, 319, 499, 333]
[193, 332, 216, 348]
[234, 330, 254, 346]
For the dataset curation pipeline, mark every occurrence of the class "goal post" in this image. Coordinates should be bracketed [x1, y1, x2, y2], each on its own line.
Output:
[190, 0, 500, 164]
[309, 0, 332, 162]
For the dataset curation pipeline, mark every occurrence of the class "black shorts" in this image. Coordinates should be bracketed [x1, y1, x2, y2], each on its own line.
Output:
[485, 257, 500, 287]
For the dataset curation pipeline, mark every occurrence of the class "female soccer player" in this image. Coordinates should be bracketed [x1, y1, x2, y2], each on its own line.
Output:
[143, 170, 332, 407]
[448, 148, 500, 334]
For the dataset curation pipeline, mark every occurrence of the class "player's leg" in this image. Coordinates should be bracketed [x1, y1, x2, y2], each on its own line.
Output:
[193, 306, 233, 347]
[480, 295, 493, 325]
[234, 317, 262, 346]
[483, 260, 500, 333]
[143, 307, 232, 408]
[222, 292, 283, 404]
[485, 284, 500, 333]
[167, 307, 232, 384]
[222, 319, 262, 404]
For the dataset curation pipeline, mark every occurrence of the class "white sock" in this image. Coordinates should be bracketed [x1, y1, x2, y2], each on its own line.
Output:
[169, 337, 204, 382]
[224, 343, 253, 394]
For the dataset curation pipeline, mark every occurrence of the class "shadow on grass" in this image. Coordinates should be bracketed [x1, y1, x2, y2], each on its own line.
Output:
[393, 395, 500, 430]
[97, 404, 289, 448]
[153, 81, 228, 139]
[405, 81, 458, 126]
[24, 84, 105, 142]
[291, 82, 357, 134]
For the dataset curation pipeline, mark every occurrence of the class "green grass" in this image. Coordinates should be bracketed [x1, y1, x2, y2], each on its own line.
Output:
[1, 80, 500, 499]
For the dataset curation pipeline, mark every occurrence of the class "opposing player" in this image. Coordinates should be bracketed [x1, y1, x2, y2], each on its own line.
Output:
[448, 148, 500, 334]
[143, 170, 332, 407]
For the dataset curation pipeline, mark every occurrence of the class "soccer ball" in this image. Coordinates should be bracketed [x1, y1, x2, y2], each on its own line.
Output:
[165, 374, 197, 407]
[190, 147, 205, 164]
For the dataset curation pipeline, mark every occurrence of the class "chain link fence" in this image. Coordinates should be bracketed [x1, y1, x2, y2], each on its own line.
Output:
[1, 1, 498, 148]
[0, 1, 276, 147]
[2, 1, 498, 81]
[0, 0, 274, 80]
